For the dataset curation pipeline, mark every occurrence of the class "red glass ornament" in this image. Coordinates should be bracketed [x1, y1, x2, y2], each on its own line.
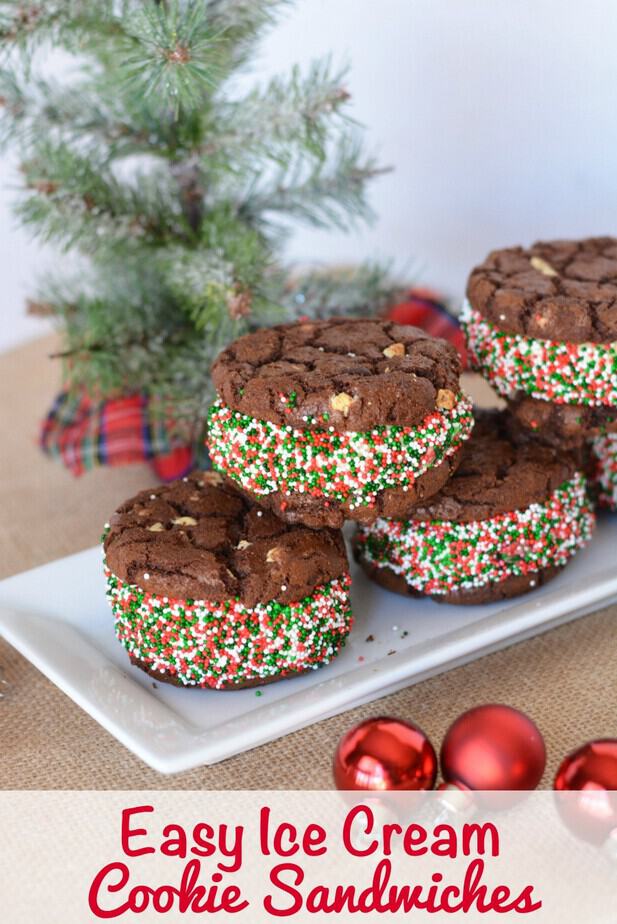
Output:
[554, 740, 617, 846]
[333, 717, 437, 791]
[555, 739, 617, 791]
[441, 704, 546, 790]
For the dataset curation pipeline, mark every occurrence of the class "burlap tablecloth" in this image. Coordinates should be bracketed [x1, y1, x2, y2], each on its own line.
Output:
[1, 336, 615, 790]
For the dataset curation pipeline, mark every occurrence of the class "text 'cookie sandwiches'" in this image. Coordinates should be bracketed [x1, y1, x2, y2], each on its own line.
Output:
[462, 238, 617, 447]
[354, 410, 595, 605]
[207, 318, 474, 528]
[103, 472, 352, 689]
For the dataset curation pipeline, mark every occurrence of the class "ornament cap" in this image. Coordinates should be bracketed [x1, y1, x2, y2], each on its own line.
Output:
[436, 782, 475, 816]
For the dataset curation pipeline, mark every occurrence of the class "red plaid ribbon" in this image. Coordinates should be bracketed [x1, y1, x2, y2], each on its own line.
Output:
[388, 287, 467, 366]
[40, 288, 464, 480]
[40, 391, 195, 479]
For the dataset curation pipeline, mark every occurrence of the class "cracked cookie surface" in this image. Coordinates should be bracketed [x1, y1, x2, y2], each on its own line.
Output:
[467, 237, 617, 343]
[103, 471, 347, 607]
[211, 318, 463, 431]
[409, 410, 577, 522]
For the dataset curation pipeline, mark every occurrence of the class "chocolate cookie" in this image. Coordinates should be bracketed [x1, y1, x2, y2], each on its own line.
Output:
[103, 471, 352, 689]
[507, 396, 617, 450]
[354, 410, 595, 604]
[589, 433, 617, 512]
[208, 318, 474, 528]
[463, 238, 617, 446]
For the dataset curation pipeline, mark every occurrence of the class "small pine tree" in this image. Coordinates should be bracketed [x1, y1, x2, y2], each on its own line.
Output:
[0, 0, 394, 449]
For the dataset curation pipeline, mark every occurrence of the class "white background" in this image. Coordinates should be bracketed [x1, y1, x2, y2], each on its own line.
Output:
[2, 0, 617, 351]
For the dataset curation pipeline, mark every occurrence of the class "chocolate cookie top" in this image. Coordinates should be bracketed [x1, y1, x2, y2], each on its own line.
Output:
[467, 237, 617, 343]
[410, 410, 578, 523]
[103, 471, 348, 607]
[211, 318, 463, 431]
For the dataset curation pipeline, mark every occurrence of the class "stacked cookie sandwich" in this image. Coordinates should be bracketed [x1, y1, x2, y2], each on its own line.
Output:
[207, 319, 473, 527]
[354, 410, 595, 604]
[463, 237, 617, 448]
[463, 237, 617, 508]
[103, 318, 474, 687]
[103, 472, 352, 689]
[355, 240, 606, 604]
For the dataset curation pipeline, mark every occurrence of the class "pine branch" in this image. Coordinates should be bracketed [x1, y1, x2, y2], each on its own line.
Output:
[241, 135, 386, 231]
[264, 262, 401, 321]
[38, 256, 178, 337]
[17, 141, 189, 251]
[0, 70, 157, 156]
[0, 65, 211, 160]
[56, 318, 225, 428]
[166, 246, 247, 331]
[0, 2, 78, 43]
[112, 2, 227, 116]
[36, 257, 211, 415]
[206, 0, 288, 33]
[1, 72, 121, 153]
[205, 0, 289, 66]
[0, 2, 124, 51]
[1, 3, 233, 116]
[207, 58, 352, 167]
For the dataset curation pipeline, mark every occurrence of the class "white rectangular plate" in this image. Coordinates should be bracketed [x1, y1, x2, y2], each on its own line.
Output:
[1, 515, 617, 774]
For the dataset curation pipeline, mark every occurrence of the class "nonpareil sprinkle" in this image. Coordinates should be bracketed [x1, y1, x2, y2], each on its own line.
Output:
[104, 569, 353, 689]
[462, 300, 617, 407]
[356, 474, 595, 595]
[206, 396, 474, 509]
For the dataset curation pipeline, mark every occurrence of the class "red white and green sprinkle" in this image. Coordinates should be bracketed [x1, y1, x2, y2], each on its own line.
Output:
[590, 434, 617, 512]
[104, 567, 353, 689]
[207, 395, 474, 510]
[461, 300, 617, 406]
[355, 473, 595, 596]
